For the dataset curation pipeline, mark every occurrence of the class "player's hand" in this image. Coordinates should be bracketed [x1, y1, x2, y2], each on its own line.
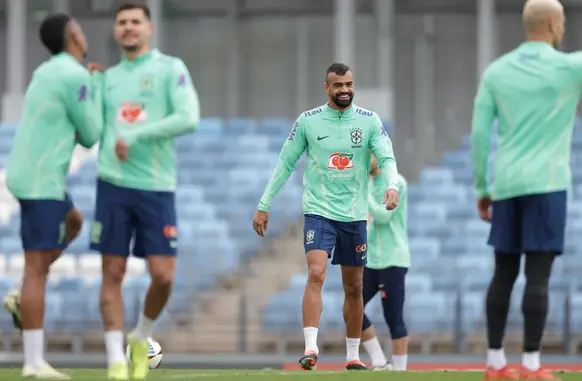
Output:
[368, 214, 372, 222]
[383, 189, 399, 210]
[477, 196, 492, 222]
[87, 62, 105, 73]
[253, 210, 269, 238]
[65, 208, 83, 244]
[115, 138, 129, 161]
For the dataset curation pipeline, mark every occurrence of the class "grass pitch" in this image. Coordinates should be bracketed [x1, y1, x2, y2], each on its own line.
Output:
[0, 369, 579, 381]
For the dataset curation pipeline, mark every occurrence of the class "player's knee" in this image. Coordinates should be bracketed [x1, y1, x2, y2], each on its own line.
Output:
[343, 279, 363, 299]
[24, 252, 55, 278]
[307, 265, 326, 286]
[102, 262, 126, 285]
[389, 321, 408, 340]
[150, 269, 174, 289]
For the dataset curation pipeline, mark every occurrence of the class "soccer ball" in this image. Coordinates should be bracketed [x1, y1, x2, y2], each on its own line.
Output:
[125, 337, 163, 369]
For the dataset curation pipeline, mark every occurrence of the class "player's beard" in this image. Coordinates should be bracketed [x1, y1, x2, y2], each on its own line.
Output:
[332, 92, 354, 109]
[122, 44, 142, 52]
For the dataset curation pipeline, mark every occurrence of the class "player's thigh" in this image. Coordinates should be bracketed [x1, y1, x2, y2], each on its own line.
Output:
[304, 214, 337, 262]
[133, 189, 177, 258]
[90, 179, 134, 257]
[362, 267, 379, 305]
[333, 220, 367, 267]
[379, 267, 408, 337]
[488, 197, 522, 253]
[521, 191, 567, 254]
[18, 197, 72, 253]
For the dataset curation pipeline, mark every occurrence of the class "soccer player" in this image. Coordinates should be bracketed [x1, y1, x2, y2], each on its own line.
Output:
[471, 0, 576, 379]
[89, 2, 199, 380]
[253, 63, 399, 371]
[361, 156, 409, 371]
[2, 13, 101, 379]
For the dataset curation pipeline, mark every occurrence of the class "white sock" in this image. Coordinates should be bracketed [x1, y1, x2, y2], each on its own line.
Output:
[303, 327, 319, 355]
[392, 354, 408, 371]
[522, 351, 540, 371]
[362, 337, 387, 367]
[346, 337, 361, 362]
[487, 348, 507, 370]
[104, 331, 126, 366]
[133, 315, 155, 342]
[23, 329, 44, 368]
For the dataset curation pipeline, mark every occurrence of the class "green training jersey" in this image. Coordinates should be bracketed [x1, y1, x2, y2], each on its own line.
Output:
[98, 49, 199, 191]
[471, 41, 582, 201]
[258, 103, 399, 222]
[366, 174, 410, 269]
[6, 53, 102, 200]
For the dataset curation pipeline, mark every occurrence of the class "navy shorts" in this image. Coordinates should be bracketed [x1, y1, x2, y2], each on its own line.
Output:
[488, 191, 567, 255]
[90, 179, 177, 257]
[18, 193, 75, 251]
[362, 266, 408, 339]
[303, 214, 367, 267]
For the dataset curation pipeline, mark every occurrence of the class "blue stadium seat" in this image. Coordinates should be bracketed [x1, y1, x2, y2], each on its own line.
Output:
[227, 118, 256, 134]
[419, 167, 454, 186]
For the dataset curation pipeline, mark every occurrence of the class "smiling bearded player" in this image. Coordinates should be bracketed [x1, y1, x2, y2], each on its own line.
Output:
[253, 63, 400, 371]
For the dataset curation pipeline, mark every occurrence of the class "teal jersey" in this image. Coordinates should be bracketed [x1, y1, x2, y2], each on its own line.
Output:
[258, 104, 399, 222]
[471, 42, 582, 200]
[6, 53, 102, 200]
[99, 49, 199, 191]
[366, 174, 410, 269]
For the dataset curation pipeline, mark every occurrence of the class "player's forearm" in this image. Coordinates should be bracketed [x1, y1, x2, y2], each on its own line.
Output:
[470, 103, 494, 197]
[122, 111, 198, 145]
[378, 158, 399, 190]
[257, 164, 293, 212]
[368, 194, 394, 223]
[77, 75, 104, 148]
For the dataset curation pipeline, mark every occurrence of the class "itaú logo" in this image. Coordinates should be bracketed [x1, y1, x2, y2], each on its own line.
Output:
[356, 244, 367, 253]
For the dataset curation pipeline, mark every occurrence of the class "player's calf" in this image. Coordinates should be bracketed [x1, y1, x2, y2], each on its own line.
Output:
[101, 256, 127, 369]
[341, 265, 364, 364]
[301, 250, 328, 357]
[132, 256, 175, 343]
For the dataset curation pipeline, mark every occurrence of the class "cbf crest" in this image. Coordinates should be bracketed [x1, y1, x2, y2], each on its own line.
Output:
[305, 229, 315, 244]
[350, 127, 363, 148]
[139, 74, 154, 95]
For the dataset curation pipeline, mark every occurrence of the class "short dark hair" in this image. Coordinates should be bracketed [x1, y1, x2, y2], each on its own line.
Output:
[326, 63, 351, 82]
[116, 1, 151, 19]
[39, 13, 71, 55]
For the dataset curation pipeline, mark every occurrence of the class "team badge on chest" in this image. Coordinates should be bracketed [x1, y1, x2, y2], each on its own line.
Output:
[350, 128, 363, 148]
[139, 74, 155, 95]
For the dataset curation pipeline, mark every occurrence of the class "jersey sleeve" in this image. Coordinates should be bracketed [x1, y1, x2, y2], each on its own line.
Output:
[63, 69, 103, 149]
[257, 117, 307, 212]
[567, 51, 582, 86]
[121, 58, 199, 145]
[369, 115, 399, 190]
[368, 176, 407, 224]
[471, 69, 496, 198]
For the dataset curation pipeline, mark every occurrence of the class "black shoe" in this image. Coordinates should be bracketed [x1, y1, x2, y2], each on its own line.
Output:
[298, 352, 318, 370]
[346, 361, 369, 370]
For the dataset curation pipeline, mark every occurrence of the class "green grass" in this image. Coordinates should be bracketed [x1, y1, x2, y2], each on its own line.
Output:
[0, 369, 580, 381]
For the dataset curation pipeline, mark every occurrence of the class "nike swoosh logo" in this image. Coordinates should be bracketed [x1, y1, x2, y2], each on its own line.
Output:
[317, 136, 329, 141]
[362, 254, 367, 260]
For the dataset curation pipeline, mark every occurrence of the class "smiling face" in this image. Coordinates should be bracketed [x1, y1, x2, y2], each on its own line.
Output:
[113, 7, 152, 53]
[325, 70, 354, 110]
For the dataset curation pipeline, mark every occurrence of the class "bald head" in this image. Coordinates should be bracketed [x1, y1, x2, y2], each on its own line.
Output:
[523, 0, 565, 46]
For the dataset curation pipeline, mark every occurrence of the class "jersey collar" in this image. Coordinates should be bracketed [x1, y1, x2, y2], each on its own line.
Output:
[121, 48, 160, 67]
[519, 41, 554, 51]
[323, 103, 355, 118]
[52, 52, 79, 64]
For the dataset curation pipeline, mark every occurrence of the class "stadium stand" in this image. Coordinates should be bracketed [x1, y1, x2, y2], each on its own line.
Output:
[2, 118, 582, 355]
